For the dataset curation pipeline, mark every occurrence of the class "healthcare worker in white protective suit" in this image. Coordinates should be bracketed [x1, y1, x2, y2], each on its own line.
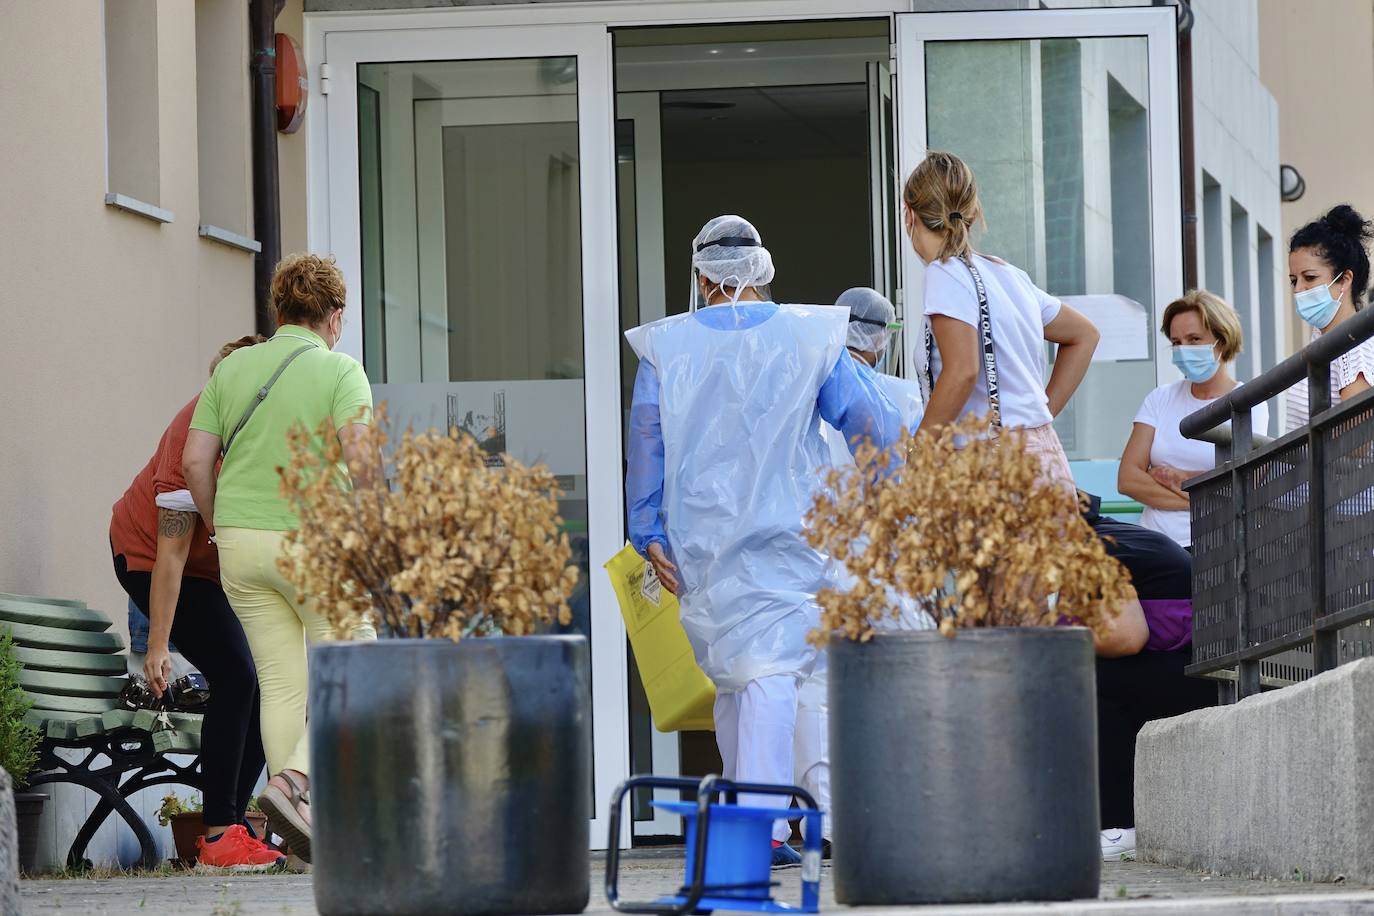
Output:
[820, 287, 924, 464]
[624, 216, 902, 868]
[799, 287, 928, 851]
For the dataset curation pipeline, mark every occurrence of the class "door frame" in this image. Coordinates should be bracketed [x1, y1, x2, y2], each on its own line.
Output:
[893, 6, 1183, 388]
[305, 1, 1188, 850]
[306, 3, 911, 854]
[316, 22, 628, 848]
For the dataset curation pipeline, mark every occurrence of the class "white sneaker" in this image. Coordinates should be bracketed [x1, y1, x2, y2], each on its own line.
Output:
[1100, 827, 1136, 861]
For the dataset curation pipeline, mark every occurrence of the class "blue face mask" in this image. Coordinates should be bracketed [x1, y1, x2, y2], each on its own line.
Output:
[1294, 276, 1344, 329]
[1171, 344, 1219, 383]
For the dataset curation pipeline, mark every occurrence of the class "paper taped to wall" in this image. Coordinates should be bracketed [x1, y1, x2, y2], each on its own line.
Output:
[1059, 294, 1150, 362]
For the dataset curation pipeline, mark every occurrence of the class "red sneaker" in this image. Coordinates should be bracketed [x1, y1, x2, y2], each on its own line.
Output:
[195, 824, 287, 872]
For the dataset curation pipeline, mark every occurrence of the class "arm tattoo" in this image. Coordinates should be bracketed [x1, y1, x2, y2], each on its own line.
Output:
[158, 509, 195, 540]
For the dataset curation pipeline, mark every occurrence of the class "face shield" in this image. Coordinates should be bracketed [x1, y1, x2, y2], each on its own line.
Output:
[876, 319, 904, 374]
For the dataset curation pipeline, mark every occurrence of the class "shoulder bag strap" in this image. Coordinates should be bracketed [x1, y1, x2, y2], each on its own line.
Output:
[220, 344, 316, 459]
[924, 255, 1002, 437]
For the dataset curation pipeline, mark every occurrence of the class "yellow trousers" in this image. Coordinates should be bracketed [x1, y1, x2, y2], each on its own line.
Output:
[216, 527, 376, 776]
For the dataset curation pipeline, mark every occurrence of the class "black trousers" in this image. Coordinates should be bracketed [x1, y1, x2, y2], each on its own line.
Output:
[1095, 648, 1216, 829]
[113, 553, 266, 826]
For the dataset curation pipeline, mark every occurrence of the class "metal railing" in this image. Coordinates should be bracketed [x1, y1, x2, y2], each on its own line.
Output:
[1181, 305, 1374, 703]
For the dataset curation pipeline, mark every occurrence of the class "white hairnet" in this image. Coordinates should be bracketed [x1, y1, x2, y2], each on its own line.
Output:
[690, 215, 776, 308]
[837, 287, 896, 352]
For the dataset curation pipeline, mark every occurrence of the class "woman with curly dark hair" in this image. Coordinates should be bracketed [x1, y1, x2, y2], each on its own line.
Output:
[1283, 204, 1374, 431]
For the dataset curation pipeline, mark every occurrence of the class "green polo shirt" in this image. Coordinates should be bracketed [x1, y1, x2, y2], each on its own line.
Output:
[190, 326, 373, 531]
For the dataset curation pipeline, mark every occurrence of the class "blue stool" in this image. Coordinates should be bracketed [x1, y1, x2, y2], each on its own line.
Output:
[606, 775, 823, 914]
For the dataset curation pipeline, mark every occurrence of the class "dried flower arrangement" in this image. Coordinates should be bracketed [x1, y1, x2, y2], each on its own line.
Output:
[806, 415, 1134, 643]
[277, 407, 578, 641]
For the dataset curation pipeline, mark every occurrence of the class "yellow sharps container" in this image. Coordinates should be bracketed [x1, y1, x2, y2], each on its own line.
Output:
[605, 543, 715, 732]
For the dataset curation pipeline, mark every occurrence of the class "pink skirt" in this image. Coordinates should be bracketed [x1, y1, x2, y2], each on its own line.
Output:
[1018, 423, 1076, 497]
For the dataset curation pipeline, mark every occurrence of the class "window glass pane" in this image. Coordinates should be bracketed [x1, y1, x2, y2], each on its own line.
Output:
[357, 56, 592, 649]
[926, 36, 1153, 461]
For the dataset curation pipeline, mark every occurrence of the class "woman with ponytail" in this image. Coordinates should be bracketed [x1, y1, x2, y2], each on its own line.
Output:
[904, 151, 1100, 491]
[1284, 204, 1374, 432]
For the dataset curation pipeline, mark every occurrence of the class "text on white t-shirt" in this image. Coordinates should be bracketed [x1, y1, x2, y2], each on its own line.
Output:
[924, 254, 1061, 430]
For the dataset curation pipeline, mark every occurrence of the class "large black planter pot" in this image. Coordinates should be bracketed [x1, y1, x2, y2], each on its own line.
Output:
[830, 628, 1100, 905]
[310, 637, 591, 916]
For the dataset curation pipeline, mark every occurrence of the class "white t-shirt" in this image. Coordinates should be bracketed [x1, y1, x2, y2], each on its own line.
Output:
[924, 254, 1061, 430]
[1282, 327, 1374, 433]
[1134, 379, 1269, 547]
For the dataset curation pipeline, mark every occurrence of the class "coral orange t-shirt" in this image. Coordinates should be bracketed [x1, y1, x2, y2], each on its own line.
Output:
[109, 396, 220, 581]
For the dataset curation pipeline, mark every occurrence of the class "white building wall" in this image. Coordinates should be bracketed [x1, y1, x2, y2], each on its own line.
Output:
[1042, 0, 1283, 418]
[1190, 0, 1282, 408]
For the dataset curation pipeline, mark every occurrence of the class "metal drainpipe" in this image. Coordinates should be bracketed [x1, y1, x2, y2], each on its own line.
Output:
[249, 0, 286, 337]
[1159, 0, 1200, 291]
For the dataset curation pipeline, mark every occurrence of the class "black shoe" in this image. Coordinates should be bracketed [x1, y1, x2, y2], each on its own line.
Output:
[771, 842, 802, 869]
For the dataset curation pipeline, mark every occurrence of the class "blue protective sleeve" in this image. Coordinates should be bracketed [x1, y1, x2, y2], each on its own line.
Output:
[818, 354, 903, 454]
[626, 358, 669, 556]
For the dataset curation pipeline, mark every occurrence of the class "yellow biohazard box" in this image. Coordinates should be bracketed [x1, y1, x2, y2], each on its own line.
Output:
[605, 543, 715, 732]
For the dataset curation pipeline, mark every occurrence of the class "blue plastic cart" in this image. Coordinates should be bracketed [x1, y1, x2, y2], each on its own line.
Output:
[605, 774, 823, 915]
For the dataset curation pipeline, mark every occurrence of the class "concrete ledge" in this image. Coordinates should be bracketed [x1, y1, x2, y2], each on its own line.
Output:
[1136, 657, 1374, 883]
[104, 193, 174, 224]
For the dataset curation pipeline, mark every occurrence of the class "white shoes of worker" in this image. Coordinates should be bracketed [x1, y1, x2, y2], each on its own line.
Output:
[1100, 827, 1136, 861]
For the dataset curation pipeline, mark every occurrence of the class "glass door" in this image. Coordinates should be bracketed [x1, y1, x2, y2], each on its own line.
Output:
[610, 19, 897, 841]
[322, 24, 629, 848]
[896, 7, 1182, 471]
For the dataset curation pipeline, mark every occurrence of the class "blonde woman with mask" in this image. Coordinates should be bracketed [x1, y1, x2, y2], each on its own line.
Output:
[1119, 291, 1267, 549]
[904, 151, 1099, 492]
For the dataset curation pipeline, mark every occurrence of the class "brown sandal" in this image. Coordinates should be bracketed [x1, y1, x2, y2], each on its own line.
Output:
[281, 769, 310, 805]
[259, 772, 312, 863]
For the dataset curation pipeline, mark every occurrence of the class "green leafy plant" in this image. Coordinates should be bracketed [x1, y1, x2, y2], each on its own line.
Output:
[0, 626, 40, 789]
[155, 792, 203, 827]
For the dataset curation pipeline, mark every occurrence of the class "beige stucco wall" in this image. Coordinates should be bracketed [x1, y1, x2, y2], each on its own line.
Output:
[1259, 0, 1374, 353]
[0, 0, 256, 631]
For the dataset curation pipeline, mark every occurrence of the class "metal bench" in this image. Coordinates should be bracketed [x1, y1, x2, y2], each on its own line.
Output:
[1, 592, 203, 869]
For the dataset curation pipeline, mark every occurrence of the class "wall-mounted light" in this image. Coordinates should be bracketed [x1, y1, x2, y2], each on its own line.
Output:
[276, 33, 307, 134]
[1280, 164, 1306, 203]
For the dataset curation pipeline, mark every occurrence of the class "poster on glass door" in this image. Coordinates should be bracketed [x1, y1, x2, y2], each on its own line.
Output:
[371, 380, 587, 477]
